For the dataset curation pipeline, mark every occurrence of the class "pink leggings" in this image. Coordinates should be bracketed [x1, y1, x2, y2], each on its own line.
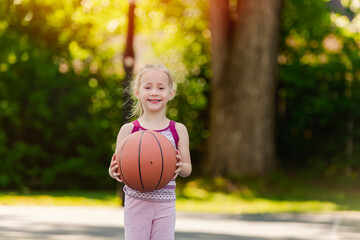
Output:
[124, 195, 176, 240]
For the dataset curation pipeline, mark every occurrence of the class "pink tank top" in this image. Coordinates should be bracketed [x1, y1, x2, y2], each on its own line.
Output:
[123, 120, 179, 202]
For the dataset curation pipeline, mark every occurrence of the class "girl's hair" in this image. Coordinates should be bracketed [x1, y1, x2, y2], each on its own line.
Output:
[129, 64, 176, 118]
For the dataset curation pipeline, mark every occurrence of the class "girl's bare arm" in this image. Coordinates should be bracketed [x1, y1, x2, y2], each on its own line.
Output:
[175, 123, 192, 177]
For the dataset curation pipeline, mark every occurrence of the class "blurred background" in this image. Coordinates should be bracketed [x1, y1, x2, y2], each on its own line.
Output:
[0, 0, 359, 213]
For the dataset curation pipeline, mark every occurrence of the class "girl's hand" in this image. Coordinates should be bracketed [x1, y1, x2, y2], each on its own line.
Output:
[109, 154, 123, 182]
[174, 150, 182, 178]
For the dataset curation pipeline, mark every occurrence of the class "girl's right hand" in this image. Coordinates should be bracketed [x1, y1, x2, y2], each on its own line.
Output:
[109, 154, 122, 182]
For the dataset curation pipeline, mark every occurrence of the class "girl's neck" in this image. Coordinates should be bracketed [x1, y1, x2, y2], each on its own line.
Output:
[138, 113, 170, 130]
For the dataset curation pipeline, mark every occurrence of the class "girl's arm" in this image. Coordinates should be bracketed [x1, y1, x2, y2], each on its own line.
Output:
[175, 123, 192, 177]
[108, 122, 134, 181]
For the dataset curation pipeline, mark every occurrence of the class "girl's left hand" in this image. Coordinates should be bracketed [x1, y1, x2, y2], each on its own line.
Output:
[174, 150, 182, 178]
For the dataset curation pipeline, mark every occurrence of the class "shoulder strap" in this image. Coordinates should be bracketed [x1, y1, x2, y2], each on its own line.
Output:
[131, 120, 141, 133]
[169, 121, 179, 148]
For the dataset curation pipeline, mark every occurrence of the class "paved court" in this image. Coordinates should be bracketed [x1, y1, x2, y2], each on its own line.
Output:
[0, 205, 359, 240]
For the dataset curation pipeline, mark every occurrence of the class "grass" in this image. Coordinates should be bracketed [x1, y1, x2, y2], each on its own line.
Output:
[0, 191, 121, 207]
[1, 172, 359, 214]
[175, 173, 360, 214]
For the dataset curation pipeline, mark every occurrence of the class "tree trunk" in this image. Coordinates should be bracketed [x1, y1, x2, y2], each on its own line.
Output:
[207, 0, 283, 175]
[118, 1, 135, 206]
[122, 1, 135, 121]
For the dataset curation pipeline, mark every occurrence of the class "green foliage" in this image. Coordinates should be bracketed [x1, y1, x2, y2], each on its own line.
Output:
[0, 0, 126, 189]
[277, 0, 360, 175]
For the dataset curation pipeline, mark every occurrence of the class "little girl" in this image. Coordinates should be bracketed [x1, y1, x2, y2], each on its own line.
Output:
[108, 64, 192, 240]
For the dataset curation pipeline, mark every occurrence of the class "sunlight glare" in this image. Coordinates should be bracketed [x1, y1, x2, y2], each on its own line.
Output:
[330, 13, 349, 28]
[24, 12, 33, 22]
[101, 0, 111, 7]
[13, 0, 23, 5]
[350, 0, 360, 12]
[81, 0, 93, 10]
[323, 34, 343, 53]
[107, 19, 119, 33]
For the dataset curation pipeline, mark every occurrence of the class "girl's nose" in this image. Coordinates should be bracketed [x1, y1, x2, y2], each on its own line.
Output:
[151, 89, 158, 95]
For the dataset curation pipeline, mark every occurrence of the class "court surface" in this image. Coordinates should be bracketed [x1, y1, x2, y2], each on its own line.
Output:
[0, 205, 359, 240]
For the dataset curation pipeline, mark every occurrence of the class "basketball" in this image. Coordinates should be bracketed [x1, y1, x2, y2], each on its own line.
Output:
[115, 130, 177, 192]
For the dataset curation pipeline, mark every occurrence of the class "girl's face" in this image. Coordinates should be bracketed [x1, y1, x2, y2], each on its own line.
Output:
[135, 69, 175, 114]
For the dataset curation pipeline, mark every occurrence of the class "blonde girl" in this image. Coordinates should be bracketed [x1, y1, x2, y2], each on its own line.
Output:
[109, 64, 192, 240]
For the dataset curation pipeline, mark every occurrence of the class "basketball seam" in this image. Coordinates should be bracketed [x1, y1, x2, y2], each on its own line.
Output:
[138, 131, 146, 192]
[148, 131, 164, 190]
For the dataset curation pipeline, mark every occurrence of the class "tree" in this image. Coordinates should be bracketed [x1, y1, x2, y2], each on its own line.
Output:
[118, 0, 136, 205]
[122, 0, 136, 122]
[207, 0, 283, 175]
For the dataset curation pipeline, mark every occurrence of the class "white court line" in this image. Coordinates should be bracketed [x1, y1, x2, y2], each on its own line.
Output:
[329, 215, 342, 240]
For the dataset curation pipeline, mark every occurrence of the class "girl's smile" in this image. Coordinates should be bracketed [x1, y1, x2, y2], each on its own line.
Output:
[148, 99, 161, 104]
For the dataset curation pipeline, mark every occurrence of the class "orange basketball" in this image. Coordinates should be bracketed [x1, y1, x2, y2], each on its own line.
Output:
[115, 130, 177, 192]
